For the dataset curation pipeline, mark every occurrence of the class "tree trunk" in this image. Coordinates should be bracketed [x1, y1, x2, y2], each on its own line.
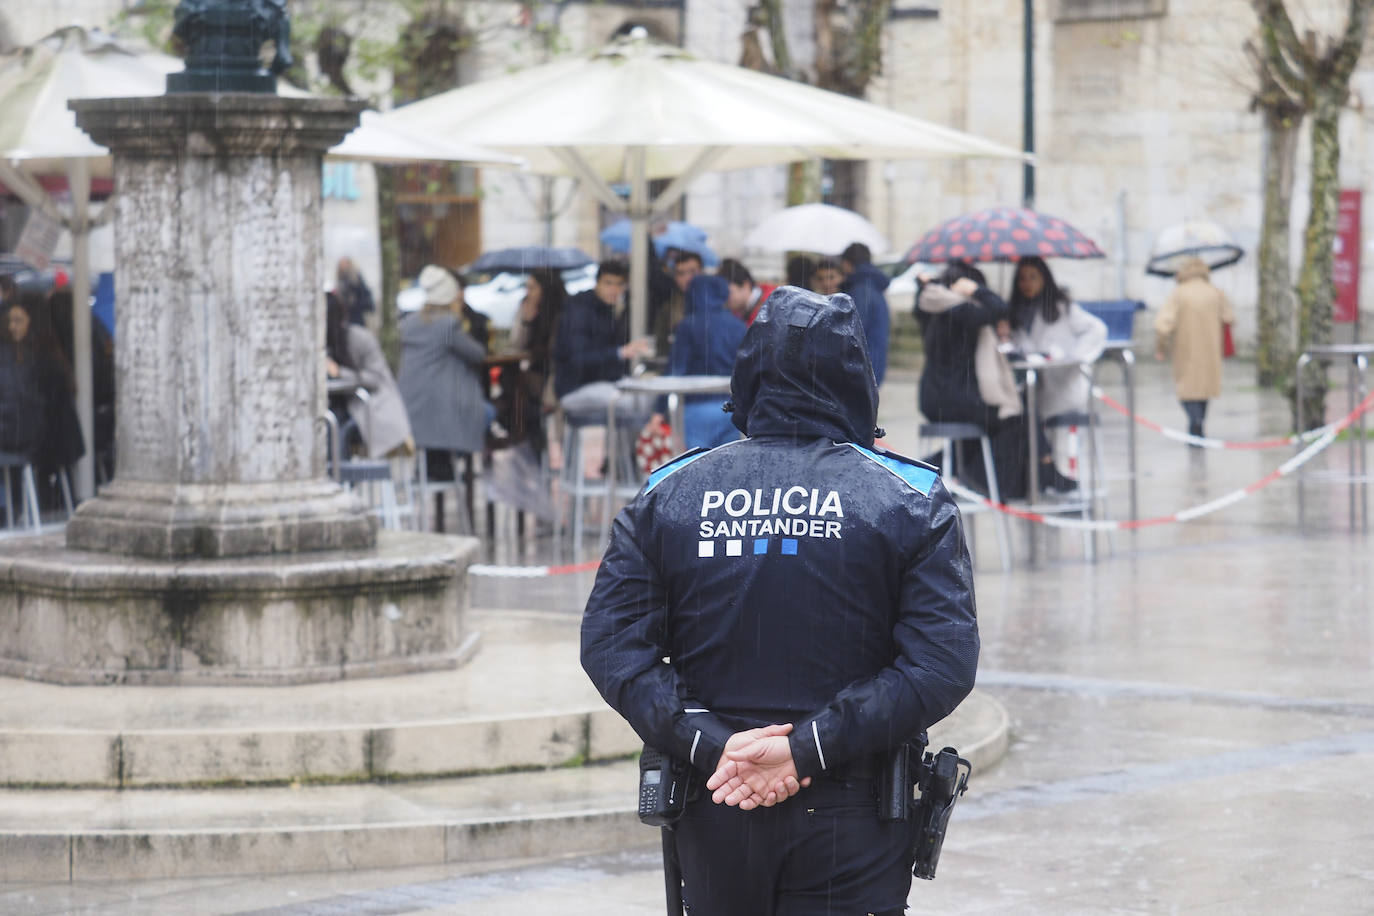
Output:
[1255, 103, 1299, 387]
[1291, 94, 1343, 429]
[759, 0, 793, 78]
[787, 161, 821, 206]
[376, 164, 401, 368]
[813, 0, 837, 90]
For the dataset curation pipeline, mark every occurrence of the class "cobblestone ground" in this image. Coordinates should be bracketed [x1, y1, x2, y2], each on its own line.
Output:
[8, 358, 1373, 914]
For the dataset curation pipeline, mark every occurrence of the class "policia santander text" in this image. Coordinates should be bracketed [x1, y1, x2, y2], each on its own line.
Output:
[581, 287, 980, 916]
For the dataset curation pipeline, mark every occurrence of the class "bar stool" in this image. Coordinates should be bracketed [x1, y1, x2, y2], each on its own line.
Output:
[0, 452, 42, 531]
[557, 407, 641, 557]
[414, 448, 477, 535]
[917, 423, 1012, 571]
[1043, 409, 1112, 561]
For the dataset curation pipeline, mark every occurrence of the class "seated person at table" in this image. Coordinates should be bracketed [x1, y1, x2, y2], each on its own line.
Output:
[553, 259, 654, 420]
[503, 268, 566, 454]
[666, 274, 747, 449]
[325, 292, 413, 459]
[813, 257, 844, 295]
[1007, 256, 1107, 479]
[398, 266, 491, 528]
[0, 293, 84, 510]
[719, 258, 772, 326]
[785, 254, 817, 291]
[917, 261, 1073, 498]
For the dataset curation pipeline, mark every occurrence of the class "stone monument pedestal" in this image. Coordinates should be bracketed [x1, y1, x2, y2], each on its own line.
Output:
[65, 95, 374, 560]
[0, 93, 479, 685]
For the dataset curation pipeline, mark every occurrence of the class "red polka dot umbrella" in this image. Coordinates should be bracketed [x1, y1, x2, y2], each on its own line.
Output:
[904, 207, 1106, 264]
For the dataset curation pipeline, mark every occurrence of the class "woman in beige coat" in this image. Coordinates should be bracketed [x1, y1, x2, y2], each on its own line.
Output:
[1153, 257, 1236, 439]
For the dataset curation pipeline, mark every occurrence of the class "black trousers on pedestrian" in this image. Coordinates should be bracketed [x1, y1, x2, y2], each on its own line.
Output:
[1181, 399, 1208, 438]
[673, 778, 918, 916]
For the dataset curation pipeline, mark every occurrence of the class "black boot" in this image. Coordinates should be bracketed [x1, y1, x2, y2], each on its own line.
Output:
[1041, 465, 1079, 495]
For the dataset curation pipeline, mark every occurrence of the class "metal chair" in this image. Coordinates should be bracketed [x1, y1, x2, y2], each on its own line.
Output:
[917, 422, 1012, 572]
[318, 411, 406, 532]
[557, 406, 641, 557]
[1043, 408, 1112, 561]
[0, 452, 42, 531]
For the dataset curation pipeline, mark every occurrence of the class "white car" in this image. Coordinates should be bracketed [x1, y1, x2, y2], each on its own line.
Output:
[462, 264, 598, 329]
[882, 261, 936, 317]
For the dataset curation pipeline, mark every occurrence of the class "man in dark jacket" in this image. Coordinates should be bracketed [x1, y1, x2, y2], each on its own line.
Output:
[581, 286, 979, 916]
[840, 242, 892, 385]
[553, 259, 653, 403]
[666, 273, 746, 449]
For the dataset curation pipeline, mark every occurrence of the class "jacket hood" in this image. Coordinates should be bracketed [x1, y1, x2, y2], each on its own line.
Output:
[1176, 257, 1211, 283]
[729, 285, 879, 446]
[847, 262, 891, 293]
[684, 274, 730, 315]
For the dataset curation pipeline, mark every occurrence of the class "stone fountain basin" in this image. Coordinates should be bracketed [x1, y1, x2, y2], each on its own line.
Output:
[0, 531, 480, 686]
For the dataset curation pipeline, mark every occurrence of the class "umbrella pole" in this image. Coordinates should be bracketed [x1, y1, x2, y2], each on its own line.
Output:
[628, 146, 649, 344]
[68, 159, 95, 501]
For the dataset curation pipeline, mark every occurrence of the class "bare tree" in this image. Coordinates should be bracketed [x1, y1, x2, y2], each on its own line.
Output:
[1245, 38, 1303, 388]
[744, 0, 892, 208]
[1252, 0, 1374, 427]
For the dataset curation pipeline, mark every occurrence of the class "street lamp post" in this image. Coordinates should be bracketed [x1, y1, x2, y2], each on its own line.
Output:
[1022, 0, 1035, 209]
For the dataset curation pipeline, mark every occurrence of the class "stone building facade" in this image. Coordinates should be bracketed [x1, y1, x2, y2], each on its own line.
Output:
[680, 0, 1374, 342]
[6, 0, 1371, 342]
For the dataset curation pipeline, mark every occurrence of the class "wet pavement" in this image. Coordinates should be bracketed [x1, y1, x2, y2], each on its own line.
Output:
[9, 358, 1374, 913]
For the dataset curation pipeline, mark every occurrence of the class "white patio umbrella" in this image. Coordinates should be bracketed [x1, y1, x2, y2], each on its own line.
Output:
[743, 203, 890, 256]
[381, 29, 1026, 341]
[0, 26, 520, 498]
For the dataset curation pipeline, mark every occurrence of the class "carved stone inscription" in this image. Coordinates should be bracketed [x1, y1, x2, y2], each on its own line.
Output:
[113, 154, 323, 485]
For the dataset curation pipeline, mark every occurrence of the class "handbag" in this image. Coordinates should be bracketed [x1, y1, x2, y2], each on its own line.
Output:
[634, 416, 675, 475]
[1222, 323, 1236, 359]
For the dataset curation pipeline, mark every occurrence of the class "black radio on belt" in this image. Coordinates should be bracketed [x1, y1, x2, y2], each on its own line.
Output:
[638, 744, 694, 827]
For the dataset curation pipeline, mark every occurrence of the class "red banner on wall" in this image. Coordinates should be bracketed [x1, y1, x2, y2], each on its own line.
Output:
[1334, 189, 1362, 324]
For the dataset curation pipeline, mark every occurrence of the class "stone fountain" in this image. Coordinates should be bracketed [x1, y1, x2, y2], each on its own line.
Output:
[0, 0, 479, 685]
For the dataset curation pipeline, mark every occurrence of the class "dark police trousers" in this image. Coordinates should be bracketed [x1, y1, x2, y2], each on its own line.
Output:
[674, 775, 918, 916]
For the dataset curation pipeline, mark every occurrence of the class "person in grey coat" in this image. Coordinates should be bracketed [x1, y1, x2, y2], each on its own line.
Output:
[326, 293, 412, 459]
[398, 265, 490, 486]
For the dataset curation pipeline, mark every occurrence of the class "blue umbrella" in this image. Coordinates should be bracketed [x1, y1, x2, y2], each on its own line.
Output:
[600, 219, 719, 267]
[467, 246, 594, 273]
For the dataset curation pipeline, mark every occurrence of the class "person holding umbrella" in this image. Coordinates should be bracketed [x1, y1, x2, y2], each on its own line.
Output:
[1153, 257, 1236, 440]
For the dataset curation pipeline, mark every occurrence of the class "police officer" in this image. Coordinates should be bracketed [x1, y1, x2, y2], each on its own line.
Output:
[581, 286, 980, 915]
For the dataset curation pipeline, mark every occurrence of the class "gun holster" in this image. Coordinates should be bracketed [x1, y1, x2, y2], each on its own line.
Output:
[911, 746, 971, 880]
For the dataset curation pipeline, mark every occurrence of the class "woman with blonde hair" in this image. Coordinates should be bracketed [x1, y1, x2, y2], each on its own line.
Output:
[1153, 257, 1236, 440]
[398, 265, 491, 529]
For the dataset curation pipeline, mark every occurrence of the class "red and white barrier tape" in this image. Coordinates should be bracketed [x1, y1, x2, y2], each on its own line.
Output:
[469, 559, 600, 578]
[470, 392, 1372, 565]
[948, 389, 1374, 531]
[1091, 387, 1333, 450]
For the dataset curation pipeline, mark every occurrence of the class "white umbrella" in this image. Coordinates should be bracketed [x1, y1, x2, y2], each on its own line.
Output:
[1146, 221, 1244, 277]
[0, 27, 522, 498]
[743, 203, 889, 256]
[381, 30, 1026, 340]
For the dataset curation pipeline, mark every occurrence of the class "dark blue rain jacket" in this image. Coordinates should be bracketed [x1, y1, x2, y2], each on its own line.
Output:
[581, 286, 979, 781]
[840, 262, 891, 386]
[553, 288, 629, 399]
[669, 275, 747, 379]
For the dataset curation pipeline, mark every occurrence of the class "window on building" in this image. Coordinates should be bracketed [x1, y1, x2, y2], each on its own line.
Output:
[1055, 0, 1167, 22]
[890, 1, 939, 20]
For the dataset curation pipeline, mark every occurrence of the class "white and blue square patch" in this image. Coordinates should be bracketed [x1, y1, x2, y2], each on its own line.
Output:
[700, 537, 802, 557]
